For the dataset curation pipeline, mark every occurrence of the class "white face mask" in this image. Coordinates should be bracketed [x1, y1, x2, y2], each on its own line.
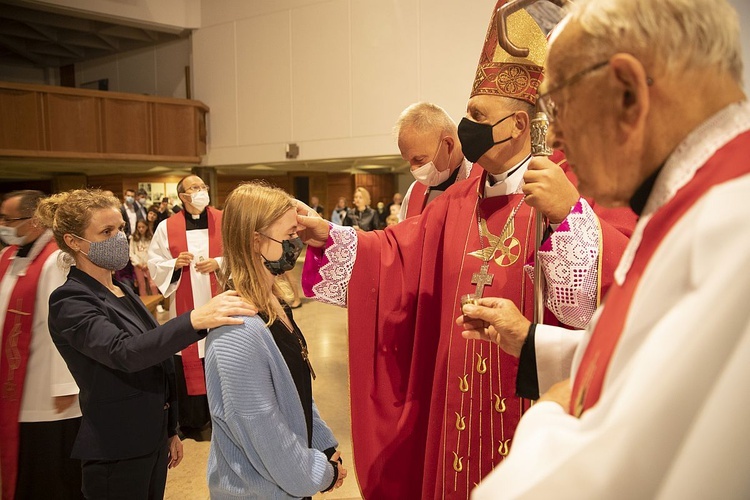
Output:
[189, 190, 210, 211]
[0, 220, 29, 246]
[410, 138, 452, 187]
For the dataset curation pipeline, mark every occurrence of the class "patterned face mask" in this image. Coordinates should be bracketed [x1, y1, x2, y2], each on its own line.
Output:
[260, 236, 304, 276]
[74, 231, 130, 271]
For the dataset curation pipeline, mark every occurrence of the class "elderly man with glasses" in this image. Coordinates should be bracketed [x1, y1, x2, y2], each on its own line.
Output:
[465, 0, 750, 498]
[148, 175, 223, 440]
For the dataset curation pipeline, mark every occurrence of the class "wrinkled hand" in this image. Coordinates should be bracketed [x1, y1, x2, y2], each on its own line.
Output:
[190, 290, 257, 330]
[296, 204, 330, 248]
[168, 435, 183, 469]
[53, 394, 77, 413]
[195, 257, 219, 274]
[456, 297, 531, 357]
[523, 156, 580, 224]
[174, 251, 194, 270]
[539, 378, 572, 409]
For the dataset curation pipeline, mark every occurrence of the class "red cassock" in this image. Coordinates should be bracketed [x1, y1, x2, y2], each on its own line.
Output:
[341, 161, 635, 499]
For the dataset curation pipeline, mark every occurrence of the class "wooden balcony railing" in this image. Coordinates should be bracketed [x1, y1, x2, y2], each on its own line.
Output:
[0, 81, 208, 164]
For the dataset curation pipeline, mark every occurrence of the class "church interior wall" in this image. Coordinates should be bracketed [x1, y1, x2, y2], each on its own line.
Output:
[193, 0, 490, 167]
[74, 38, 191, 99]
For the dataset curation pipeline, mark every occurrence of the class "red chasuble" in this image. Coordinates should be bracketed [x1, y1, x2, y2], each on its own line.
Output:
[571, 131, 750, 417]
[347, 166, 632, 499]
[166, 207, 223, 395]
[0, 240, 58, 500]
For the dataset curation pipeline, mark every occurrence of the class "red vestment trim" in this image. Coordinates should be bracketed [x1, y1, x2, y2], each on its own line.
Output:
[571, 131, 750, 416]
[405, 183, 430, 219]
[166, 207, 223, 395]
[0, 240, 58, 500]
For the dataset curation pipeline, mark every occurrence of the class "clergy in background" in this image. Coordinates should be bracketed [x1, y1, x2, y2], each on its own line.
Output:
[296, 1, 635, 498]
[395, 102, 478, 221]
[0, 190, 81, 500]
[467, 0, 750, 498]
[148, 175, 222, 438]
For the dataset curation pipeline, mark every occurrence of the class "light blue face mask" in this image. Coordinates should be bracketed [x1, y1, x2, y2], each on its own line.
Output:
[74, 231, 130, 271]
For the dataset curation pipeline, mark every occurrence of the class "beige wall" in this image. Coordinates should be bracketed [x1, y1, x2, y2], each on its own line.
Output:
[193, 0, 493, 167]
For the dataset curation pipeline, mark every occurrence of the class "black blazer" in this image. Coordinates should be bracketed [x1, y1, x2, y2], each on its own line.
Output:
[48, 266, 206, 460]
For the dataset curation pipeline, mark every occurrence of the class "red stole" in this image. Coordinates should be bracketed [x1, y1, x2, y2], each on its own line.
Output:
[405, 183, 430, 219]
[0, 240, 58, 500]
[571, 131, 750, 417]
[166, 207, 223, 395]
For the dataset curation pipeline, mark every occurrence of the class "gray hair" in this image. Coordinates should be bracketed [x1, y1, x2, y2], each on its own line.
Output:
[394, 102, 457, 139]
[564, 0, 742, 83]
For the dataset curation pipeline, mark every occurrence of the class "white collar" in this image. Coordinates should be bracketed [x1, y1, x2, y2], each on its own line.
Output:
[644, 100, 750, 217]
[615, 99, 750, 284]
[483, 155, 531, 198]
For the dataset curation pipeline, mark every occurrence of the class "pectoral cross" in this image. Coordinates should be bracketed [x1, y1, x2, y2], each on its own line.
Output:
[471, 262, 494, 298]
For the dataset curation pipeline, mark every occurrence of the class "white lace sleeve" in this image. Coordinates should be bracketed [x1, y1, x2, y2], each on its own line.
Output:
[310, 225, 358, 307]
[527, 199, 601, 328]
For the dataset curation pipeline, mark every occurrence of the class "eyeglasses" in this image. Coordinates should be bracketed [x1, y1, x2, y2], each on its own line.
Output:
[0, 215, 31, 224]
[537, 60, 609, 123]
[184, 184, 209, 193]
[538, 60, 654, 123]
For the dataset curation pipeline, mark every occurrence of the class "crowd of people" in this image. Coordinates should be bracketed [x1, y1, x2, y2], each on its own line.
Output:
[0, 0, 748, 498]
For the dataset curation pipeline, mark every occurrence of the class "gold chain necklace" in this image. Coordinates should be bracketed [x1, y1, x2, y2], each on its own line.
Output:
[471, 194, 526, 298]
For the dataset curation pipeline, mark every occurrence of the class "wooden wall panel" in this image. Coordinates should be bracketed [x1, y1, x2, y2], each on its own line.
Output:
[308, 173, 329, 213]
[216, 175, 292, 208]
[53, 174, 87, 192]
[0, 82, 208, 165]
[46, 93, 100, 152]
[154, 103, 197, 157]
[103, 99, 151, 154]
[0, 88, 43, 150]
[327, 173, 354, 215]
[87, 174, 124, 197]
[354, 173, 395, 207]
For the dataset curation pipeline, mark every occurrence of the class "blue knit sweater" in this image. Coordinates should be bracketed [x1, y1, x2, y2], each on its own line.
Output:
[205, 316, 338, 499]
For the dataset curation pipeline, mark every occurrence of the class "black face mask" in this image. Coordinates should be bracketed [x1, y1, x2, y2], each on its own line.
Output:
[458, 113, 515, 163]
[261, 235, 304, 276]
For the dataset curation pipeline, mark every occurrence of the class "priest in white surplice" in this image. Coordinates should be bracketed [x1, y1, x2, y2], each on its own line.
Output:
[148, 175, 223, 437]
[459, 0, 750, 498]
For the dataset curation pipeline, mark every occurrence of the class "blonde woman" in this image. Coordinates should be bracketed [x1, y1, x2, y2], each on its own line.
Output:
[206, 181, 346, 499]
[40, 189, 254, 499]
[343, 186, 379, 231]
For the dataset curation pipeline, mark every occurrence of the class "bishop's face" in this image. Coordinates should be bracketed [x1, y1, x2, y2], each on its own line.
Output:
[463, 95, 528, 176]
